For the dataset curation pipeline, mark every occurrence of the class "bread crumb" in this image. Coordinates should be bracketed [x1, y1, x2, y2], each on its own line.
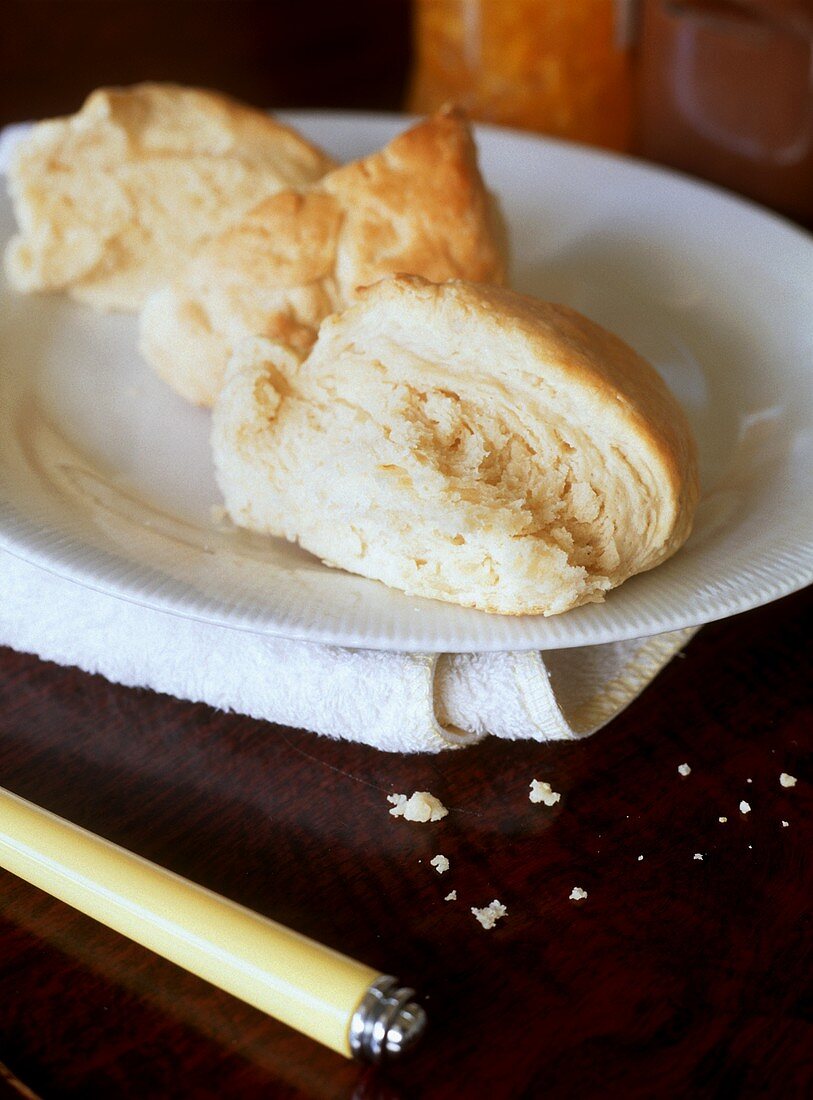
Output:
[387, 791, 448, 822]
[677, 763, 691, 777]
[739, 800, 751, 814]
[529, 779, 561, 806]
[780, 773, 797, 788]
[569, 886, 588, 901]
[444, 890, 457, 901]
[693, 853, 703, 860]
[471, 900, 506, 929]
[430, 854, 450, 875]
[719, 816, 728, 823]
[637, 855, 644, 861]
[746, 777, 753, 784]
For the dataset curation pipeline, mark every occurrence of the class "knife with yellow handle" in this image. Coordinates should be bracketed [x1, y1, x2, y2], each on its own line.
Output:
[0, 785, 426, 1062]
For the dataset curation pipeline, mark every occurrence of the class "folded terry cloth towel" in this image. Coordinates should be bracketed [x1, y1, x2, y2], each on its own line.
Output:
[0, 550, 696, 753]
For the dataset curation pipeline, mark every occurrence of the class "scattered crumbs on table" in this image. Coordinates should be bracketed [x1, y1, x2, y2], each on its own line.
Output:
[444, 890, 458, 902]
[430, 854, 450, 875]
[693, 853, 704, 861]
[780, 773, 797, 788]
[678, 763, 691, 776]
[740, 800, 751, 815]
[569, 887, 588, 901]
[387, 791, 448, 822]
[719, 817, 728, 823]
[471, 900, 506, 929]
[529, 779, 561, 806]
[782, 820, 790, 827]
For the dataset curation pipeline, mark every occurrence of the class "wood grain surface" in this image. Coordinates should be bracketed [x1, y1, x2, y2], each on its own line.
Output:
[0, 586, 810, 1099]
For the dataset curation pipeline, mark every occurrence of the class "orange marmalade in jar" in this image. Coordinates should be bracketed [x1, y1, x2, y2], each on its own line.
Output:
[409, 0, 634, 150]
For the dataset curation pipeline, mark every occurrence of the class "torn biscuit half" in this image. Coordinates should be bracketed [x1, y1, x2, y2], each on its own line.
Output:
[212, 275, 699, 617]
[4, 83, 335, 311]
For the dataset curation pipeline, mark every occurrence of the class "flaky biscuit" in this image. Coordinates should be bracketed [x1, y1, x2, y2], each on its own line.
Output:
[140, 108, 507, 406]
[4, 83, 335, 311]
[212, 276, 699, 616]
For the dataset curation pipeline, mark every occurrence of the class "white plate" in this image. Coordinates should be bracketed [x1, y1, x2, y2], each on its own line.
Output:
[1, 112, 811, 652]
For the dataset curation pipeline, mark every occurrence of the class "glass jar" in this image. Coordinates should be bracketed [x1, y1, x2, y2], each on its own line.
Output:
[408, 0, 635, 150]
[635, 1, 813, 225]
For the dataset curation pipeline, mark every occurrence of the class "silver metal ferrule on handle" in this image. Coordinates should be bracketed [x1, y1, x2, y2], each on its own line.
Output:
[348, 976, 427, 1063]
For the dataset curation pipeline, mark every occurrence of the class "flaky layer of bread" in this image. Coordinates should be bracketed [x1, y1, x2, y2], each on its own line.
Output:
[4, 83, 335, 311]
[212, 276, 699, 616]
[140, 108, 507, 406]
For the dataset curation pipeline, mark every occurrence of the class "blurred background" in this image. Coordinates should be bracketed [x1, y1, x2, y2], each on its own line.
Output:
[2, 0, 811, 224]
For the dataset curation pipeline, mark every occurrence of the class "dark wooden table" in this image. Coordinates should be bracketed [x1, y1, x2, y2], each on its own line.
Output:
[0, 585, 810, 1099]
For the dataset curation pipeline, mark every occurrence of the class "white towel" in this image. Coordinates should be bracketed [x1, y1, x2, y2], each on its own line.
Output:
[0, 550, 695, 752]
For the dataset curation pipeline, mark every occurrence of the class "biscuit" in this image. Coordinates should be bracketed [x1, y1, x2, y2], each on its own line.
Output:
[140, 107, 507, 406]
[212, 276, 699, 616]
[4, 83, 335, 311]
